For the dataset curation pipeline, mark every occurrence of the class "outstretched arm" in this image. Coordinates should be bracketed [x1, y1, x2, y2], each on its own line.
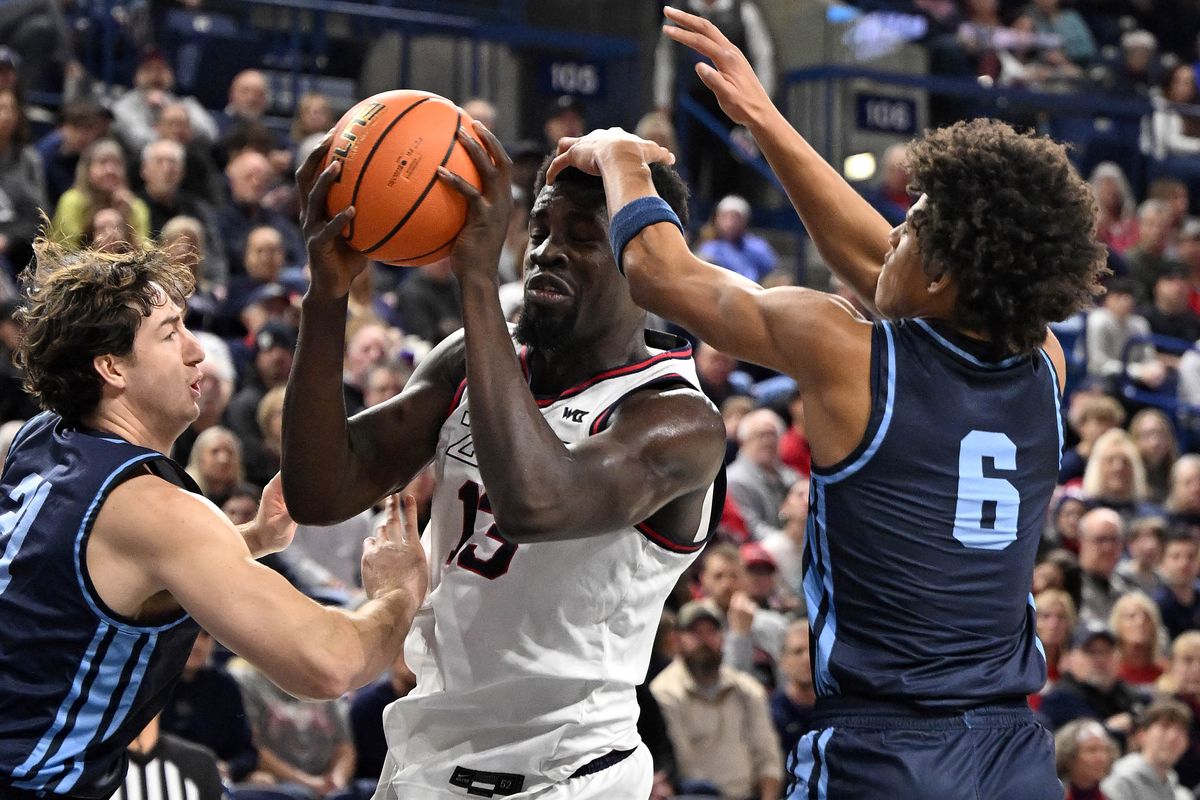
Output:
[659, 5, 893, 312]
[437, 123, 726, 543]
[94, 484, 427, 701]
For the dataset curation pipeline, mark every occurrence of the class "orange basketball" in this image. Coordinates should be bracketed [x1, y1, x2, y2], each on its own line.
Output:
[323, 89, 483, 266]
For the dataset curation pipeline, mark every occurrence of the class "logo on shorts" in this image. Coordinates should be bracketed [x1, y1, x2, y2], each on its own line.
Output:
[449, 766, 525, 797]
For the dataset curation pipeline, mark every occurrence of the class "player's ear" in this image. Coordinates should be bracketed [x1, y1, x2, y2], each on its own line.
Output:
[93, 354, 128, 389]
[926, 268, 952, 296]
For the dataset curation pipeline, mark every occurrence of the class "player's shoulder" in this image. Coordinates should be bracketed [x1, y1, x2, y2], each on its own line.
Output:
[97, 473, 228, 553]
[607, 386, 725, 459]
[409, 328, 469, 388]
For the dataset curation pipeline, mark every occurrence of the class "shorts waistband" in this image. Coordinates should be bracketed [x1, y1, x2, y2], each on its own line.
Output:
[811, 695, 1034, 730]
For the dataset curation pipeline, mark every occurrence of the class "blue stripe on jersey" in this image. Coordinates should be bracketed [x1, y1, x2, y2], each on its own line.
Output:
[913, 318, 1025, 369]
[1038, 348, 1065, 470]
[14, 624, 153, 791]
[55, 632, 156, 792]
[72, 453, 189, 634]
[1029, 593, 1047, 664]
[808, 483, 839, 693]
[815, 728, 833, 800]
[0, 473, 52, 597]
[788, 728, 834, 800]
[821, 321, 896, 484]
[12, 623, 115, 785]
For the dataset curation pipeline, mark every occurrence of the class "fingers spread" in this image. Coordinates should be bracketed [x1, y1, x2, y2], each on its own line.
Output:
[437, 166, 482, 202]
[317, 205, 355, 243]
[456, 127, 495, 178]
[304, 160, 342, 229]
[662, 24, 724, 62]
[296, 132, 334, 190]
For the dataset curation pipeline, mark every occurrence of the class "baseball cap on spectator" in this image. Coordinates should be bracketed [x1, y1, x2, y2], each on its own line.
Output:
[1070, 621, 1117, 650]
[61, 99, 114, 125]
[676, 600, 724, 630]
[242, 282, 291, 310]
[253, 320, 296, 354]
[716, 194, 752, 219]
[1120, 30, 1156, 51]
[740, 541, 777, 572]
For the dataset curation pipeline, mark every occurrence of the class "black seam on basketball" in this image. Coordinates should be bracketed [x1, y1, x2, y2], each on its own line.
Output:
[391, 228, 460, 264]
[345, 96, 431, 241]
[362, 110, 463, 255]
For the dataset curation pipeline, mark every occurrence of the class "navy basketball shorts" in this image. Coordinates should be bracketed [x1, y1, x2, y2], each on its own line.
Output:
[786, 698, 1060, 800]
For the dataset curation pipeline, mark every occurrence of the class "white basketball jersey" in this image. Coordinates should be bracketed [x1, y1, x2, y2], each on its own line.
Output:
[374, 331, 720, 799]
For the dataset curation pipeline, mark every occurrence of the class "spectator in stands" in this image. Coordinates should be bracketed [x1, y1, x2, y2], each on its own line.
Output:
[769, 620, 814, 766]
[761, 475, 808, 596]
[727, 408, 799, 541]
[1035, 589, 1077, 698]
[650, 601, 784, 800]
[1035, 549, 1084, 613]
[1023, 0, 1097, 64]
[121, 714, 225, 800]
[0, 86, 43, 279]
[51, 137, 150, 248]
[216, 149, 303, 275]
[1046, 489, 1089, 554]
[1111, 591, 1168, 688]
[950, 0, 1005, 81]
[1081, 429, 1157, 523]
[541, 94, 586, 156]
[1176, 219, 1200, 313]
[1108, 29, 1162, 99]
[1164, 455, 1200, 531]
[227, 319, 295, 448]
[1101, 699, 1193, 800]
[741, 540, 795, 619]
[82, 205, 138, 254]
[1126, 201, 1184, 304]
[161, 629, 257, 783]
[997, 14, 1085, 90]
[1039, 621, 1143, 736]
[1077, 507, 1138, 625]
[362, 361, 411, 410]
[1149, 178, 1190, 234]
[858, 143, 913, 227]
[1086, 278, 1166, 390]
[1131, 410, 1180, 506]
[35, 100, 111, 206]
[1118, 515, 1168, 595]
[460, 98, 497, 133]
[161, 215, 224, 333]
[695, 342, 751, 409]
[1144, 267, 1200, 345]
[0, 296, 35, 424]
[1146, 64, 1200, 187]
[698, 543, 789, 675]
[111, 48, 217, 155]
[776, 389, 810, 476]
[230, 658, 357, 800]
[185, 425, 245, 508]
[342, 322, 389, 415]
[290, 92, 335, 166]
[228, 224, 286, 308]
[1061, 393, 1126, 484]
[1155, 531, 1200, 640]
[155, 101, 223, 205]
[393, 257, 461, 345]
[653, 0, 775, 201]
[1055, 719, 1120, 800]
[696, 194, 779, 283]
[635, 110, 679, 156]
[349, 655, 416, 788]
[1091, 161, 1139, 254]
[246, 385, 285, 488]
[1159, 631, 1200, 789]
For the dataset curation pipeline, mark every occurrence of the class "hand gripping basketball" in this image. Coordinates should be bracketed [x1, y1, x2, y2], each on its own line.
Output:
[435, 121, 514, 285]
[297, 135, 368, 301]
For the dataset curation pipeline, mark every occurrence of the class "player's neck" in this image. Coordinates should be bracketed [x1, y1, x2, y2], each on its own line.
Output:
[526, 331, 649, 396]
[85, 402, 178, 456]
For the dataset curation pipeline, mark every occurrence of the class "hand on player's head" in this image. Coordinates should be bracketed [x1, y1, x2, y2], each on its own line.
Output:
[435, 121, 514, 284]
[660, 5, 772, 127]
[545, 127, 675, 185]
[296, 129, 368, 300]
[362, 494, 429, 609]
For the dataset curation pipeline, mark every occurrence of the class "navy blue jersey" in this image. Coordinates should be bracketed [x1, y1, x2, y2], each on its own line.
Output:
[804, 319, 1060, 710]
[0, 412, 201, 799]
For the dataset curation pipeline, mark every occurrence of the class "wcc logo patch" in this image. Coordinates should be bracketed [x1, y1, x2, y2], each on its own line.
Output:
[562, 407, 587, 423]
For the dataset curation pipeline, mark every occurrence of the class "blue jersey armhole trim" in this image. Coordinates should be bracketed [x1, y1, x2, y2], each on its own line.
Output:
[812, 320, 897, 484]
[912, 318, 1025, 369]
[1038, 348, 1065, 470]
[74, 454, 192, 635]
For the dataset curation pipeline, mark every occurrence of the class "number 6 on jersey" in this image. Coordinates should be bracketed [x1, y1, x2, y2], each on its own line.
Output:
[953, 430, 1020, 551]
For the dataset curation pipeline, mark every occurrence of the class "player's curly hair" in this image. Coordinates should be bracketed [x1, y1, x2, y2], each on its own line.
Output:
[15, 235, 194, 423]
[534, 157, 690, 230]
[906, 119, 1108, 355]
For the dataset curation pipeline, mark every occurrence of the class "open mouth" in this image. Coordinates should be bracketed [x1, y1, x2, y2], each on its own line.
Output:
[525, 273, 573, 305]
